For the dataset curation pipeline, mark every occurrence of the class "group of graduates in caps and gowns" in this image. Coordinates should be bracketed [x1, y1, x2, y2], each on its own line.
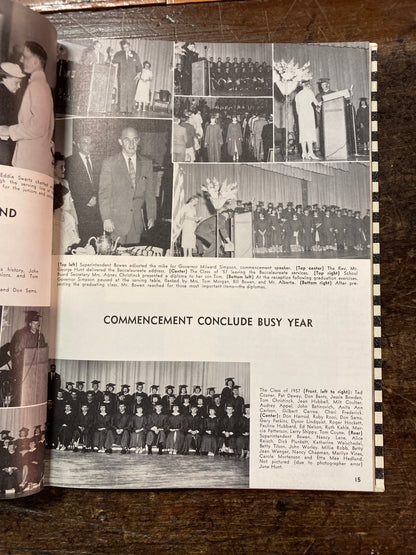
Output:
[0, 425, 45, 495]
[46, 377, 250, 458]
[248, 200, 371, 254]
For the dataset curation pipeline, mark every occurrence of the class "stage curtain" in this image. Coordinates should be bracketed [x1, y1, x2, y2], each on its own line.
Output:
[194, 43, 272, 66]
[52, 360, 250, 402]
[0, 306, 50, 352]
[0, 403, 47, 438]
[307, 162, 370, 212]
[66, 38, 173, 95]
[177, 162, 369, 219]
[179, 163, 302, 220]
[273, 43, 369, 129]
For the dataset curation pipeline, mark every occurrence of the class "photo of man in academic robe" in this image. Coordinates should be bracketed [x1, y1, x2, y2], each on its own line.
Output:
[99, 126, 156, 245]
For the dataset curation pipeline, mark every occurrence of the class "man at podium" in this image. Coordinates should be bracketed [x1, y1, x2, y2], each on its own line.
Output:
[9, 311, 47, 405]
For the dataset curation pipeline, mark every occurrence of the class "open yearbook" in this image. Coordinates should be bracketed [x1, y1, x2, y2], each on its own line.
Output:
[0, 0, 383, 497]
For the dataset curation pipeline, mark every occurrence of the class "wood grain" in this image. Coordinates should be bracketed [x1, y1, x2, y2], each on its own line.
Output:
[1, 0, 415, 552]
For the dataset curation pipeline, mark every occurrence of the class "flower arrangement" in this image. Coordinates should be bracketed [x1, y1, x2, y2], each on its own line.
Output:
[201, 177, 238, 211]
[274, 59, 313, 96]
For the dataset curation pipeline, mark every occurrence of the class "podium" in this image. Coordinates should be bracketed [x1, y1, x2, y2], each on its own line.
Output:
[18, 346, 48, 407]
[321, 90, 350, 160]
[234, 212, 253, 258]
[192, 59, 209, 96]
[71, 63, 117, 114]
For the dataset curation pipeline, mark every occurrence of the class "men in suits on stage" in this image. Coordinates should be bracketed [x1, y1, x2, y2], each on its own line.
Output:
[99, 126, 156, 245]
[65, 135, 102, 244]
[112, 40, 142, 114]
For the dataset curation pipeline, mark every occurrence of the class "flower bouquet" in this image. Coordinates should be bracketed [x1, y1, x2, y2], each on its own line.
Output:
[274, 59, 313, 96]
[201, 177, 238, 211]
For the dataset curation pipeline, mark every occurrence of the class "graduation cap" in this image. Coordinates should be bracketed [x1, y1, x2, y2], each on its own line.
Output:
[106, 383, 116, 388]
[179, 384, 188, 389]
[1, 430, 11, 436]
[136, 381, 145, 386]
[66, 381, 74, 387]
[150, 385, 159, 390]
[225, 377, 234, 383]
[76, 381, 85, 386]
[193, 385, 201, 391]
[182, 394, 191, 401]
[318, 77, 330, 83]
[91, 380, 100, 385]
[86, 390, 94, 395]
[213, 394, 221, 400]
[19, 427, 29, 435]
[232, 385, 240, 390]
[121, 384, 130, 390]
[165, 385, 174, 391]
[25, 310, 41, 323]
[207, 387, 215, 393]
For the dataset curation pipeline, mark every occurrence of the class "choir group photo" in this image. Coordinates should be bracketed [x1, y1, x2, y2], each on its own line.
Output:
[173, 97, 274, 163]
[55, 38, 173, 118]
[273, 42, 370, 162]
[0, 404, 46, 499]
[175, 42, 273, 97]
[0, 307, 49, 408]
[171, 162, 370, 259]
[45, 361, 250, 489]
[52, 117, 173, 256]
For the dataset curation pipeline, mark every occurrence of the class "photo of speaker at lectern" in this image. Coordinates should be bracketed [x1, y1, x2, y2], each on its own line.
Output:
[171, 162, 371, 260]
[0, 307, 49, 408]
[273, 42, 370, 162]
[174, 42, 273, 97]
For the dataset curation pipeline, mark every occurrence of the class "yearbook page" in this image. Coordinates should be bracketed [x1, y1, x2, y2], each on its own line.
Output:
[46, 36, 383, 492]
[0, 0, 56, 498]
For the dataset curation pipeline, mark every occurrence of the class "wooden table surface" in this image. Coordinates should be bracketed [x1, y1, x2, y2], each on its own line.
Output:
[2, 0, 415, 552]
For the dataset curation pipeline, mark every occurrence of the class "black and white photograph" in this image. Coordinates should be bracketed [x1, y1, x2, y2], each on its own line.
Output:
[0, 403, 46, 499]
[0, 0, 56, 176]
[45, 360, 250, 489]
[175, 41, 272, 97]
[0, 306, 49, 407]
[174, 96, 274, 163]
[172, 162, 370, 259]
[273, 42, 370, 162]
[52, 117, 172, 256]
[57, 38, 173, 118]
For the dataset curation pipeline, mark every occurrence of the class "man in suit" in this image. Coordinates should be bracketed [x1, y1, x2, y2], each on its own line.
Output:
[81, 40, 104, 66]
[65, 135, 102, 243]
[0, 41, 54, 177]
[99, 126, 156, 245]
[112, 40, 141, 114]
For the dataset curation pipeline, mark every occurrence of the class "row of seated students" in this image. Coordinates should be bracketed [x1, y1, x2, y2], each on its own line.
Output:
[208, 58, 272, 94]
[47, 379, 250, 457]
[233, 200, 371, 253]
[0, 426, 44, 495]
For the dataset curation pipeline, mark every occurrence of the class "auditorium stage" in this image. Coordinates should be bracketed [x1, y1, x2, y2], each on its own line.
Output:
[45, 449, 249, 489]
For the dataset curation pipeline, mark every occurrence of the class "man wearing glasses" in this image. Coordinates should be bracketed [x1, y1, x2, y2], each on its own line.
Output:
[99, 126, 156, 245]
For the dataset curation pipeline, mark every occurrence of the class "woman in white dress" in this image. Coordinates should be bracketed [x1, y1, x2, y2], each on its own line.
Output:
[294, 80, 321, 160]
[135, 61, 153, 111]
[181, 195, 200, 257]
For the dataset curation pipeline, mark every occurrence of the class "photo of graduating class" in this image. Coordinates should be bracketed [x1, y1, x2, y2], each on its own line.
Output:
[175, 42, 272, 97]
[56, 38, 172, 118]
[172, 162, 370, 259]
[0, 306, 49, 407]
[0, 403, 46, 499]
[173, 97, 274, 163]
[273, 43, 370, 161]
[45, 360, 250, 489]
[52, 117, 173, 256]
